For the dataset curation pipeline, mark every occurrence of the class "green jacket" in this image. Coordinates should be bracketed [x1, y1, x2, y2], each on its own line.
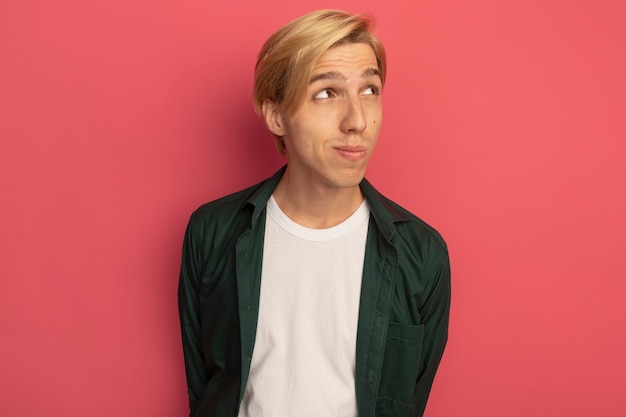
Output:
[179, 167, 450, 417]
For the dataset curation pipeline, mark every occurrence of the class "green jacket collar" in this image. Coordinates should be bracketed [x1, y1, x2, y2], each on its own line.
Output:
[244, 165, 411, 242]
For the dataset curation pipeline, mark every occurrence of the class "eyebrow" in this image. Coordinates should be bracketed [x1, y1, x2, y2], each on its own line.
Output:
[309, 67, 381, 85]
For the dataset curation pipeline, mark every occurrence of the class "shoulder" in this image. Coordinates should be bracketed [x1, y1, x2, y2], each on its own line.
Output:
[188, 166, 285, 227]
[389, 196, 446, 250]
[363, 180, 447, 254]
[186, 179, 267, 235]
[192, 183, 257, 219]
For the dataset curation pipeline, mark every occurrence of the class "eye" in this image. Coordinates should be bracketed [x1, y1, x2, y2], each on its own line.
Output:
[314, 88, 334, 99]
[363, 86, 380, 96]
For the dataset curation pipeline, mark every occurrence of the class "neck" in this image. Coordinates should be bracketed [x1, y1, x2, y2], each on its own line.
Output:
[272, 169, 365, 229]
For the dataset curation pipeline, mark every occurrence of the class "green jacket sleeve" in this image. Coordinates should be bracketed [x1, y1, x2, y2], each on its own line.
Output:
[178, 218, 208, 414]
[413, 236, 451, 416]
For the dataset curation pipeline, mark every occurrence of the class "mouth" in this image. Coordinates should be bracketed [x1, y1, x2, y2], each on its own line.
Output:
[333, 145, 368, 162]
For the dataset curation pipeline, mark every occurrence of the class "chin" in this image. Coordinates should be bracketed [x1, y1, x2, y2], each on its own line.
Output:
[331, 170, 367, 188]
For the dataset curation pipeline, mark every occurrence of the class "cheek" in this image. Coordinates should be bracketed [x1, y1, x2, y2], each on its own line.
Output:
[368, 104, 382, 126]
[369, 120, 382, 145]
[370, 112, 382, 132]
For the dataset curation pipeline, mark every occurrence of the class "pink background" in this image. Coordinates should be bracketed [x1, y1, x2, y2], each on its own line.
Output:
[2, 0, 625, 416]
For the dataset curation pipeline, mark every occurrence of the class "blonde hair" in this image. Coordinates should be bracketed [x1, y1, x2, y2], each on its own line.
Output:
[253, 10, 387, 154]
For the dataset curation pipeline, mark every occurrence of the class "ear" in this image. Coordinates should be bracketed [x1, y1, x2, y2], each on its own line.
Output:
[262, 99, 287, 137]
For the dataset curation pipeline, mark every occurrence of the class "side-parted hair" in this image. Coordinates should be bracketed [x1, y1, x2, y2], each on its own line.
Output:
[253, 9, 387, 154]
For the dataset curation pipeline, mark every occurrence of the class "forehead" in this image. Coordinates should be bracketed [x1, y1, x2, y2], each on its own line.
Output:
[310, 42, 379, 77]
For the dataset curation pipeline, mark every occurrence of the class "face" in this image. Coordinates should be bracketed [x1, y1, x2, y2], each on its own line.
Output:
[264, 42, 383, 192]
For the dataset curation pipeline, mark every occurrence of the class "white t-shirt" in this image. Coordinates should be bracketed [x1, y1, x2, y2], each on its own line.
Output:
[238, 196, 370, 417]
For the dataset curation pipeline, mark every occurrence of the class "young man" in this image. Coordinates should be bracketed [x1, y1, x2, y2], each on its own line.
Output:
[179, 10, 451, 417]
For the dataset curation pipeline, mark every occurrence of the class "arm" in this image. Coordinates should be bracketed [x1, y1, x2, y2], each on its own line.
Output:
[413, 239, 451, 416]
[178, 219, 208, 414]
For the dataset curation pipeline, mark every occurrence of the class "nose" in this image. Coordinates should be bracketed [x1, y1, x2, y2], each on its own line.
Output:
[340, 95, 367, 134]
